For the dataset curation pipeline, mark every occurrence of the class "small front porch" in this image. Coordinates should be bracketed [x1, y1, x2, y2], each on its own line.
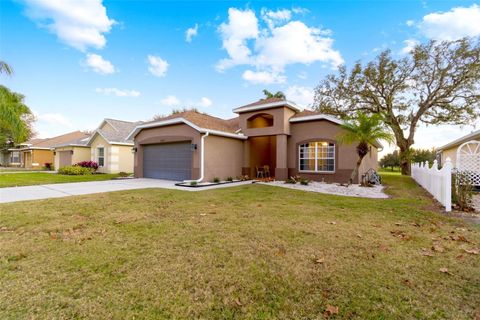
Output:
[245, 134, 288, 180]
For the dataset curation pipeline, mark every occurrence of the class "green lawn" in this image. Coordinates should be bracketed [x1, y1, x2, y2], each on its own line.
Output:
[0, 172, 120, 188]
[0, 175, 479, 319]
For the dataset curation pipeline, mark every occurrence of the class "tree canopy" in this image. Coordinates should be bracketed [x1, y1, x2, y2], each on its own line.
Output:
[0, 85, 34, 147]
[262, 90, 285, 100]
[314, 38, 480, 175]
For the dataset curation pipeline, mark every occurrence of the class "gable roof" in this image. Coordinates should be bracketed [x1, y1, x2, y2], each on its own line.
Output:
[88, 118, 142, 146]
[437, 129, 480, 151]
[289, 109, 344, 125]
[127, 111, 246, 140]
[233, 98, 301, 113]
[13, 131, 89, 150]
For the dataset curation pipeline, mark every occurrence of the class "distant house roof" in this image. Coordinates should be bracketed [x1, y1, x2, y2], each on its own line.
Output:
[13, 131, 90, 150]
[233, 97, 301, 113]
[437, 129, 480, 151]
[127, 111, 246, 140]
[88, 118, 142, 146]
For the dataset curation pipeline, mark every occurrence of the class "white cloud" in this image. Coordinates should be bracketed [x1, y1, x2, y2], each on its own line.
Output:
[195, 97, 212, 107]
[147, 55, 169, 77]
[406, 20, 415, 27]
[185, 23, 198, 42]
[420, 4, 480, 40]
[22, 0, 115, 51]
[95, 88, 140, 97]
[242, 69, 286, 84]
[217, 8, 343, 84]
[160, 95, 181, 107]
[36, 112, 73, 128]
[261, 8, 291, 28]
[85, 53, 115, 75]
[400, 39, 419, 55]
[285, 85, 314, 108]
[216, 8, 259, 71]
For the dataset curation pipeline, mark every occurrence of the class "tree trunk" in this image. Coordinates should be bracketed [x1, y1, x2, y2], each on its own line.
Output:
[349, 156, 365, 185]
[398, 144, 412, 176]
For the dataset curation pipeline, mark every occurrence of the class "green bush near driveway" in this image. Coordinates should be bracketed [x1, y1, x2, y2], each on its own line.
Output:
[58, 165, 93, 175]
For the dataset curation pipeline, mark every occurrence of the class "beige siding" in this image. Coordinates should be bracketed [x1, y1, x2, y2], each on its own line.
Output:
[204, 135, 244, 181]
[54, 146, 90, 169]
[441, 147, 458, 167]
[90, 134, 133, 173]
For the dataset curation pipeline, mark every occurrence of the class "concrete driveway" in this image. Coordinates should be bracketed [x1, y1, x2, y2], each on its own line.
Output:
[0, 178, 252, 204]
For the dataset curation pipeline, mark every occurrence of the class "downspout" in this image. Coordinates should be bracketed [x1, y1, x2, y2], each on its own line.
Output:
[184, 131, 209, 183]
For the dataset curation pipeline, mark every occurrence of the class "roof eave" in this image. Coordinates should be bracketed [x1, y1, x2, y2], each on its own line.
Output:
[233, 100, 301, 113]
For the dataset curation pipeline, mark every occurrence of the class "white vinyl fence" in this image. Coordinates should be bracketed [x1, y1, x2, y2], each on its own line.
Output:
[411, 158, 452, 212]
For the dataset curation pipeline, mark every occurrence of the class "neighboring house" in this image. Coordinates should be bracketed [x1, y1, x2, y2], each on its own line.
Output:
[52, 133, 91, 169]
[437, 129, 480, 168]
[86, 118, 141, 173]
[7, 131, 88, 169]
[127, 98, 381, 182]
[437, 129, 480, 187]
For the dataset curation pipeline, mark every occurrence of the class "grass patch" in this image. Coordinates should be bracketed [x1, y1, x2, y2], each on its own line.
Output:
[0, 172, 120, 188]
[0, 174, 479, 318]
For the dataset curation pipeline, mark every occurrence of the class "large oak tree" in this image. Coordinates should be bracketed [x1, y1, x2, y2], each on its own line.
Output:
[314, 38, 480, 175]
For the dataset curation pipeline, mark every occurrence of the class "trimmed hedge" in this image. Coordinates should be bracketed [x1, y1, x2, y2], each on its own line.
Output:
[58, 166, 93, 175]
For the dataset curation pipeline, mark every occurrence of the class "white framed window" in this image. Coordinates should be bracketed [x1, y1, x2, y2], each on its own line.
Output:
[299, 141, 335, 173]
[97, 147, 105, 167]
[10, 151, 20, 164]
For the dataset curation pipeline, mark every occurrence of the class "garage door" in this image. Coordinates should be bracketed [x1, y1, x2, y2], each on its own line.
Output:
[143, 142, 192, 181]
[58, 151, 72, 168]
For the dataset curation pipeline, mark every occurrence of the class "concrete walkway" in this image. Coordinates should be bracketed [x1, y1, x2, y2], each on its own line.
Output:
[0, 178, 252, 204]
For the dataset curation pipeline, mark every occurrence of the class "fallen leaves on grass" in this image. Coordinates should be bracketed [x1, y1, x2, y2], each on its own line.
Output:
[432, 243, 445, 253]
[390, 230, 411, 240]
[324, 304, 339, 318]
[328, 221, 337, 225]
[439, 267, 452, 275]
[314, 256, 325, 264]
[464, 248, 479, 255]
[234, 298, 242, 306]
[420, 248, 434, 257]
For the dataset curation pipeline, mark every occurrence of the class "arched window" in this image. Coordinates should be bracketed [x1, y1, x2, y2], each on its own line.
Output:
[247, 113, 274, 128]
[299, 141, 335, 172]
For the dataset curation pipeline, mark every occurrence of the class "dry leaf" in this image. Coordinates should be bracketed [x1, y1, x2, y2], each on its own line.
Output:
[199, 213, 207, 216]
[464, 248, 480, 255]
[324, 304, 339, 316]
[328, 221, 337, 225]
[234, 298, 242, 306]
[403, 279, 413, 287]
[356, 233, 363, 239]
[390, 230, 410, 240]
[439, 267, 452, 275]
[395, 222, 403, 226]
[411, 222, 421, 227]
[315, 257, 325, 264]
[432, 244, 445, 253]
[420, 248, 434, 257]
[378, 244, 390, 252]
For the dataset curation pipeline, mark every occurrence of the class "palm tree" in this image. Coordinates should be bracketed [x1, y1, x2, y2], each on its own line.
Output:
[0, 61, 13, 76]
[0, 86, 33, 146]
[262, 89, 285, 100]
[339, 112, 395, 185]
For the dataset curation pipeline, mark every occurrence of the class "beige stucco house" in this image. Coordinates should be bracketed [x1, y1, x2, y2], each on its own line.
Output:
[128, 98, 381, 183]
[7, 131, 88, 169]
[86, 119, 141, 173]
[53, 133, 91, 169]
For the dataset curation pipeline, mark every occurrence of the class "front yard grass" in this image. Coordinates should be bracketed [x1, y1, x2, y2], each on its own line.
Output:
[0, 174, 479, 319]
[0, 172, 120, 188]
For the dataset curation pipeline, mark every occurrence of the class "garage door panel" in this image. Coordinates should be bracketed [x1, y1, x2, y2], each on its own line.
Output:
[143, 142, 192, 181]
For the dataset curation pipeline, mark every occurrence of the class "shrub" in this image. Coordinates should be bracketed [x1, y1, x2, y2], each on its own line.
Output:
[76, 161, 99, 171]
[190, 181, 198, 186]
[452, 171, 474, 211]
[285, 175, 302, 184]
[213, 177, 220, 183]
[44, 163, 54, 171]
[58, 165, 93, 175]
[300, 178, 310, 186]
[118, 172, 130, 177]
[226, 176, 233, 182]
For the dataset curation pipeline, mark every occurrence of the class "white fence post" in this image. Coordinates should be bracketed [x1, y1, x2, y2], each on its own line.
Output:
[411, 157, 452, 212]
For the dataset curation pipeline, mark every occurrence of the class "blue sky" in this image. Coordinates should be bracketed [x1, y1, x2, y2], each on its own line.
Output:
[1, 0, 479, 154]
